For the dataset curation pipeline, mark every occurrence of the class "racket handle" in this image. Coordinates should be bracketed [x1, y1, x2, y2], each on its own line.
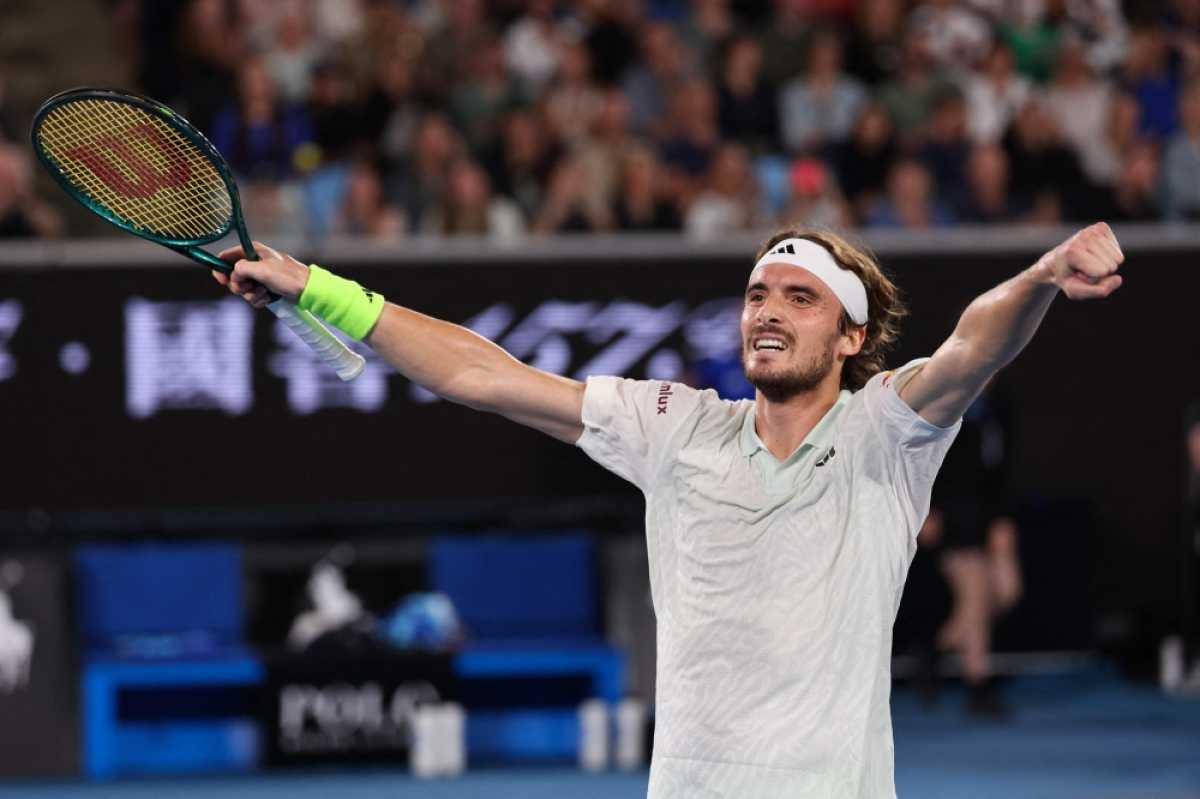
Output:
[268, 299, 365, 382]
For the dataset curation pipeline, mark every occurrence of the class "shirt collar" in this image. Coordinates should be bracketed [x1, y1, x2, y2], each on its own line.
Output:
[738, 390, 851, 463]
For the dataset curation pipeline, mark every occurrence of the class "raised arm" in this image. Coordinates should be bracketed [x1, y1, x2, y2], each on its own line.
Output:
[899, 223, 1124, 427]
[213, 244, 586, 444]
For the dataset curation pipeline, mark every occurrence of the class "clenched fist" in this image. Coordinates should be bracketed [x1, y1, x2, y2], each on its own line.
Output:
[1036, 222, 1125, 301]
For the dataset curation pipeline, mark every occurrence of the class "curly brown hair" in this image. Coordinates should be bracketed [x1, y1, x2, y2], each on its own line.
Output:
[753, 227, 907, 391]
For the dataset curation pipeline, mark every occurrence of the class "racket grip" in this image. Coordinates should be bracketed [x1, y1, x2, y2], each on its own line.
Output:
[268, 299, 366, 382]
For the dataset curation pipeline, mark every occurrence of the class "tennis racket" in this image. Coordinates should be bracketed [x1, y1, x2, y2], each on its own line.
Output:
[30, 87, 364, 381]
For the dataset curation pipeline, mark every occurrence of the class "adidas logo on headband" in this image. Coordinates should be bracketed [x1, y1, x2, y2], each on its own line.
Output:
[753, 238, 869, 325]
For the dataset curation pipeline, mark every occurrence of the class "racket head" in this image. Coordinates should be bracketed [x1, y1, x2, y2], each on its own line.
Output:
[31, 87, 247, 250]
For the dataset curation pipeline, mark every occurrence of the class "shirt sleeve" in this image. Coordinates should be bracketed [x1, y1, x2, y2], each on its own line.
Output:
[860, 358, 962, 534]
[575, 376, 709, 492]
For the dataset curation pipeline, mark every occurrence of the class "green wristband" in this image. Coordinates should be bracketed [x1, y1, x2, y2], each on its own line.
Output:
[297, 264, 386, 341]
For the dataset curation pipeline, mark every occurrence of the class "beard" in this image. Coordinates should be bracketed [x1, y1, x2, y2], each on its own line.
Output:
[743, 338, 837, 403]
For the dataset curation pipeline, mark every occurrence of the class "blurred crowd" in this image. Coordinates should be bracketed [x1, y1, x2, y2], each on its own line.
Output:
[9, 0, 1200, 240]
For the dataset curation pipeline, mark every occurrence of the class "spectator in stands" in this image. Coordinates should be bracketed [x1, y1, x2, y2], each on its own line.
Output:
[961, 143, 1017, 223]
[450, 37, 523, 155]
[388, 113, 461, 230]
[658, 78, 722, 206]
[485, 109, 559, 223]
[679, 0, 735, 75]
[685, 142, 763, 239]
[780, 157, 850, 229]
[504, 0, 563, 96]
[209, 58, 314, 181]
[333, 160, 405, 239]
[1080, 90, 1142, 187]
[964, 42, 1032, 144]
[362, 53, 421, 176]
[1122, 24, 1180, 140]
[844, 0, 906, 86]
[877, 27, 958, 143]
[760, 0, 816, 88]
[576, 0, 643, 88]
[996, 0, 1063, 83]
[1095, 140, 1163, 221]
[866, 158, 954, 228]
[716, 34, 779, 155]
[831, 102, 899, 223]
[308, 59, 363, 168]
[1164, 81, 1200, 219]
[417, 0, 495, 104]
[909, 0, 993, 72]
[578, 89, 637, 217]
[611, 145, 683, 231]
[425, 158, 525, 240]
[1002, 98, 1089, 219]
[919, 87, 973, 210]
[778, 29, 866, 154]
[543, 39, 604, 146]
[263, 2, 324, 105]
[533, 155, 613, 233]
[1045, 37, 1113, 181]
[623, 21, 690, 137]
[0, 145, 62, 238]
[173, 0, 242, 133]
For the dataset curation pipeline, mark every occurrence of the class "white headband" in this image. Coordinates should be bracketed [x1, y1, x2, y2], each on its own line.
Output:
[752, 238, 869, 325]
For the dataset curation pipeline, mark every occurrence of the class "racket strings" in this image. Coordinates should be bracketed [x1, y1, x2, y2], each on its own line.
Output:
[36, 99, 232, 241]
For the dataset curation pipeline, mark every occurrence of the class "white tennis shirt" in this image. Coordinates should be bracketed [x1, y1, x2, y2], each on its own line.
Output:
[577, 359, 960, 799]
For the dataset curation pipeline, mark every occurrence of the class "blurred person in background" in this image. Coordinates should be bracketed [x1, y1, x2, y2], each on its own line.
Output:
[1045, 36, 1113, 180]
[171, 0, 244, 133]
[685, 142, 764, 240]
[778, 28, 867, 155]
[866, 158, 954, 229]
[485, 109, 560, 223]
[844, 0, 906, 86]
[658, 78, 721, 207]
[574, 0, 643, 88]
[678, 0, 736, 75]
[995, 0, 1063, 83]
[916, 380, 1023, 719]
[1121, 23, 1180, 141]
[1163, 81, 1200, 219]
[0, 145, 63, 238]
[1002, 98, 1090, 220]
[919, 87, 973, 211]
[831, 102, 899, 223]
[964, 42, 1032, 145]
[417, 0, 495, 105]
[961, 143, 1017, 224]
[362, 52, 422, 177]
[1092, 140, 1163, 222]
[1079, 89, 1142, 187]
[909, 0, 993, 73]
[779, 157, 850, 229]
[543, 39, 604, 146]
[877, 26, 959, 143]
[716, 34, 779, 156]
[263, 1, 324, 105]
[533, 155, 613, 233]
[210, 57, 314, 181]
[504, 0, 564, 96]
[623, 21, 692, 138]
[304, 58, 366, 236]
[333, 159, 405, 239]
[611, 145, 683, 232]
[388, 112, 462, 232]
[424, 158, 525, 241]
[578, 89, 638, 218]
[450, 36, 523, 156]
[760, 0, 817, 88]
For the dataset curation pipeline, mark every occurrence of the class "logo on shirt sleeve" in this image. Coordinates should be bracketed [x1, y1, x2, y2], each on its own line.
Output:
[656, 382, 674, 415]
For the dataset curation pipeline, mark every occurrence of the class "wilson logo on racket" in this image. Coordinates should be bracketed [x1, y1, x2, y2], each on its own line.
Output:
[65, 122, 191, 200]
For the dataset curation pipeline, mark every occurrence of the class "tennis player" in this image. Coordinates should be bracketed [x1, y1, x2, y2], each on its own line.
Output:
[215, 222, 1123, 797]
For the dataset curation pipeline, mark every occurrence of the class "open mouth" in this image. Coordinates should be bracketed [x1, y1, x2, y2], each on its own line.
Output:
[751, 337, 788, 352]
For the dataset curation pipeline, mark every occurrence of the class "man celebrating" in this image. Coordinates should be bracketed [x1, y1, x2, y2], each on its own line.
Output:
[215, 223, 1123, 797]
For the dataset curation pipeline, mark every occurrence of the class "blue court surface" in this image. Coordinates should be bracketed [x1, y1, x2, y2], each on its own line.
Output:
[2, 669, 1197, 799]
